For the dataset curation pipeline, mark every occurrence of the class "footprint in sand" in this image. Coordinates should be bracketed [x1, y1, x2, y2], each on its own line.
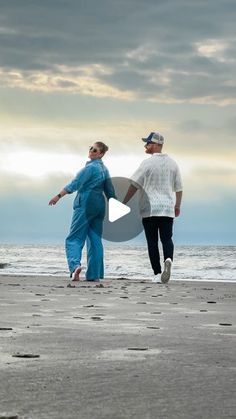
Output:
[128, 347, 149, 351]
[12, 353, 40, 358]
[0, 327, 13, 331]
[147, 326, 160, 330]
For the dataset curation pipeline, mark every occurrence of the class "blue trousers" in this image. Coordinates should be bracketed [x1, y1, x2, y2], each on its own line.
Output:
[65, 208, 104, 280]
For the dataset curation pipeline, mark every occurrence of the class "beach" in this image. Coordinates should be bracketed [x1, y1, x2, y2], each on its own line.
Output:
[0, 275, 235, 419]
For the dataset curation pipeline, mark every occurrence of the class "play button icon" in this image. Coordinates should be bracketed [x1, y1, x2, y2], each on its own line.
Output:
[108, 198, 131, 222]
[103, 177, 151, 242]
[86, 176, 150, 242]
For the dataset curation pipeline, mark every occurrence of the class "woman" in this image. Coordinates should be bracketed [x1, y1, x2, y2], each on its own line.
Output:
[49, 141, 115, 281]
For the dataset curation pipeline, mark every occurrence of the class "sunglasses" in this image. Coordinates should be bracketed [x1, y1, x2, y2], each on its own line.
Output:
[145, 142, 154, 146]
[89, 146, 98, 153]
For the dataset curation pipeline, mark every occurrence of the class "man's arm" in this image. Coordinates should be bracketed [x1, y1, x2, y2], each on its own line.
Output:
[175, 191, 183, 217]
[123, 161, 144, 204]
[123, 184, 138, 205]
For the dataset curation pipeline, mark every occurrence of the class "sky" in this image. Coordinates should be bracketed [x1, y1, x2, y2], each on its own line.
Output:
[0, 0, 236, 245]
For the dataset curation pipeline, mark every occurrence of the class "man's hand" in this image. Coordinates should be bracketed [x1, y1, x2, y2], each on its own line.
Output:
[175, 206, 180, 217]
[123, 184, 138, 205]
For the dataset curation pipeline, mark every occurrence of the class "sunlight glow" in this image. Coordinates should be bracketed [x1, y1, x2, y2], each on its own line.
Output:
[0, 149, 221, 180]
[0, 151, 84, 179]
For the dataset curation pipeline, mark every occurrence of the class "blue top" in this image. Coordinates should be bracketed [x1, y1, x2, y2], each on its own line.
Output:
[64, 159, 116, 210]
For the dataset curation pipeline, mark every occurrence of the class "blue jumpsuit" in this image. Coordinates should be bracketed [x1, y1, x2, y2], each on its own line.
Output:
[64, 159, 115, 280]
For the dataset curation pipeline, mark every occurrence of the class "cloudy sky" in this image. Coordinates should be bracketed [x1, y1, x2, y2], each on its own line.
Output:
[0, 0, 236, 244]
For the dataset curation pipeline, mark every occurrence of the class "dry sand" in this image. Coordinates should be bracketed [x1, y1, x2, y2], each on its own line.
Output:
[0, 275, 235, 419]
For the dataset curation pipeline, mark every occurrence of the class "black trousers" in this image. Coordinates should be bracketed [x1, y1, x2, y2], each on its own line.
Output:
[142, 216, 174, 275]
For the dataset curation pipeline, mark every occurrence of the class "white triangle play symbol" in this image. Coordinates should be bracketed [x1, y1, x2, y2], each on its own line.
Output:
[108, 198, 131, 223]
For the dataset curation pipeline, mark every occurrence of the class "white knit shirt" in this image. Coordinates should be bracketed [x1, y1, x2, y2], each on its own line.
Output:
[131, 153, 183, 218]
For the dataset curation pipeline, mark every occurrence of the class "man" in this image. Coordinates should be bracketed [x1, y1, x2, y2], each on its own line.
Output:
[123, 132, 183, 283]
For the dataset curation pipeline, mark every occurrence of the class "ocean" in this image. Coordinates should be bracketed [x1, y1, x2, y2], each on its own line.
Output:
[0, 244, 236, 282]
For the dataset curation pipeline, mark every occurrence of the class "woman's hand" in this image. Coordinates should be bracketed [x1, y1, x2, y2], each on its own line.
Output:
[49, 195, 60, 206]
[49, 190, 67, 206]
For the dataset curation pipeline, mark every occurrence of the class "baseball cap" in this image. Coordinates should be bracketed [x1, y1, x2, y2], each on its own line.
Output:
[142, 132, 164, 145]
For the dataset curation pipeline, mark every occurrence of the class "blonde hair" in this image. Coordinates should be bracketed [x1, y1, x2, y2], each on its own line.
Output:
[95, 141, 109, 155]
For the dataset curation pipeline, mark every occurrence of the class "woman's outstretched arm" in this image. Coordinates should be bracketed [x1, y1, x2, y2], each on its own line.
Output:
[48, 188, 68, 206]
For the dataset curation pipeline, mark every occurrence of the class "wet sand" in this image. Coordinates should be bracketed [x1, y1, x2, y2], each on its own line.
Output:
[0, 275, 235, 419]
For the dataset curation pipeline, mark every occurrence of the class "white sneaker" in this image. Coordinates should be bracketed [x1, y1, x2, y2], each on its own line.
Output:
[152, 274, 161, 283]
[161, 258, 172, 283]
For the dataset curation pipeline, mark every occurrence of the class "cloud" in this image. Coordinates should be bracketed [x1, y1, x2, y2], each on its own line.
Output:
[181, 157, 236, 203]
[1, 0, 236, 104]
[175, 116, 236, 150]
[0, 65, 135, 100]
[177, 119, 207, 133]
[224, 116, 236, 133]
[196, 39, 230, 62]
